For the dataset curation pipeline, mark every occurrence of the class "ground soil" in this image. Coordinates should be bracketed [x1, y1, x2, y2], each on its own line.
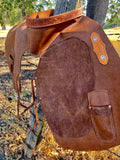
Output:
[0, 28, 120, 160]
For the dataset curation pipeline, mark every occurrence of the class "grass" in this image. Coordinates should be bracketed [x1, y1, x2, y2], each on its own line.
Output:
[0, 29, 10, 38]
[105, 27, 120, 55]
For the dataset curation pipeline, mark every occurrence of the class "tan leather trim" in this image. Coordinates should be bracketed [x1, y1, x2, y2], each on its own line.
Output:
[26, 8, 84, 28]
[91, 32, 109, 65]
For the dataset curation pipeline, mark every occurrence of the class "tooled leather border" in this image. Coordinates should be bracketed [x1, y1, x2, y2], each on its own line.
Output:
[26, 8, 84, 28]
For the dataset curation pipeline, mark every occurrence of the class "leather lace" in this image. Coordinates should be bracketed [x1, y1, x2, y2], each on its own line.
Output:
[16, 76, 40, 133]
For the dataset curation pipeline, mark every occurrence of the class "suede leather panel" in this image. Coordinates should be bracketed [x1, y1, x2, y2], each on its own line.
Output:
[35, 37, 94, 138]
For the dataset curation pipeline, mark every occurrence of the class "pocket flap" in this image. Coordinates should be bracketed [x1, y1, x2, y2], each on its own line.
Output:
[88, 90, 110, 106]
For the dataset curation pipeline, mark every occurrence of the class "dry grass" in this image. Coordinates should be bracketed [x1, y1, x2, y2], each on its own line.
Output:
[0, 29, 11, 38]
[105, 27, 120, 55]
[0, 29, 11, 51]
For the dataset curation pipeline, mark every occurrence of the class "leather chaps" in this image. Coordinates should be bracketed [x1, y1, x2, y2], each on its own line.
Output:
[5, 8, 120, 151]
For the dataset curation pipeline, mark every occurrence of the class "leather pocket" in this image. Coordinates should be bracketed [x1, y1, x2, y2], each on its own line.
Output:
[88, 90, 116, 143]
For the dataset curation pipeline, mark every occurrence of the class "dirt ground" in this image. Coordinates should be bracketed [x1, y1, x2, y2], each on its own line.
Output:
[0, 28, 120, 160]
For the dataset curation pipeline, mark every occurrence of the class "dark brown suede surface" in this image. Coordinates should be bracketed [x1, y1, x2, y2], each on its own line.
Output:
[5, 9, 120, 151]
[35, 37, 94, 138]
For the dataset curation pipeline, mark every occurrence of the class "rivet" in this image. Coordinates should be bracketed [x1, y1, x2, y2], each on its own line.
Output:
[101, 55, 105, 60]
[39, 97, 42, 100]
[93, 37, 98, 41]
[89, 106, 92, 109]
[108, 105, 112, 108]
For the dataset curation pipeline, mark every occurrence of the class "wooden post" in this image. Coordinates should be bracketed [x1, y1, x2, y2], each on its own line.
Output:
[86, 0, 97, 19]
[93, 0, 109, 26]
[24, 103, 44, 159]
[54, 0, 82, 15]
[87, 0, 109, 26]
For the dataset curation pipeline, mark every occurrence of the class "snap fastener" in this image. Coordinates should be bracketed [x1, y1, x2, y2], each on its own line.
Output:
[93, 37, 98, 41]
[101, 55, 105, 60]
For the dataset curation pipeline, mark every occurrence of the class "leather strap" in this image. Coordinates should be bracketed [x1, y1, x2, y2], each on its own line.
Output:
[26, 8, 84, 28]
[91, 32, 109, 65]
[16, 76, 40, 133]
